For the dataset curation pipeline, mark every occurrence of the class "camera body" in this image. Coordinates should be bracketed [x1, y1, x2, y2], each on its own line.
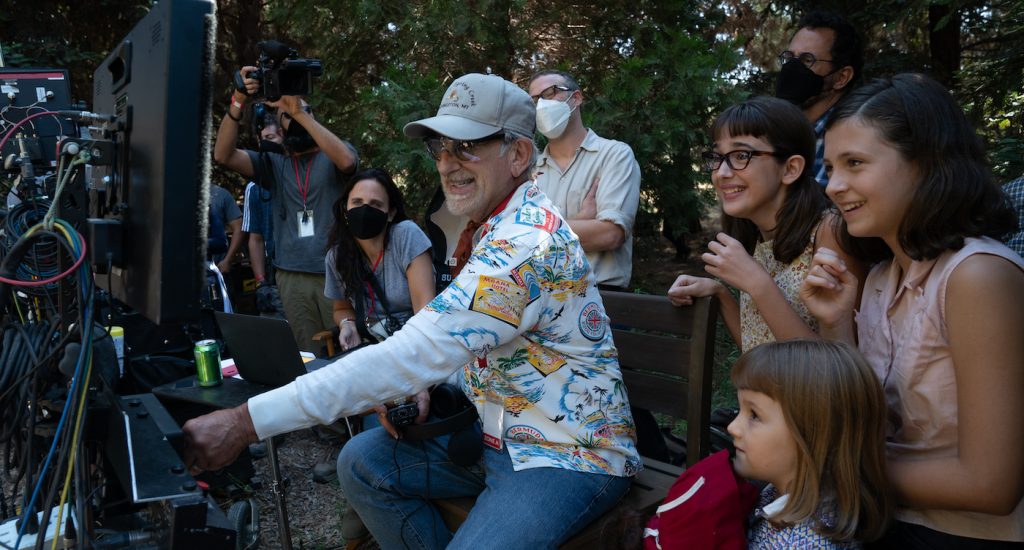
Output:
[243, 40, 322, 101]
[386, 401, 420, 428]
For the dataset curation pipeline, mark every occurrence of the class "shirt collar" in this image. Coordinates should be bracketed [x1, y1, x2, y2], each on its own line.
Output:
[757, 486, 790, 519]
[536, 128, 598, 168]
[813, 106, 834, 136]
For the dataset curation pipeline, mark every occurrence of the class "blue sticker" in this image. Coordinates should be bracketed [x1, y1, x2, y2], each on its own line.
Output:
[578, 302, 606, 341]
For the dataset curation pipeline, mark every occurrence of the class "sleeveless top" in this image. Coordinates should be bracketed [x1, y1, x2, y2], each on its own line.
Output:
[739, 222, 821, 352]
[856, 237, 1024, 541]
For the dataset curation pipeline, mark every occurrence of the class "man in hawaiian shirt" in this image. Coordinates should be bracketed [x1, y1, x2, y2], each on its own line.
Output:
[184, 73, 640, 549]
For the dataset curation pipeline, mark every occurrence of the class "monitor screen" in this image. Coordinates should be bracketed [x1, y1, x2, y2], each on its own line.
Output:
[87, 0, 216, 324]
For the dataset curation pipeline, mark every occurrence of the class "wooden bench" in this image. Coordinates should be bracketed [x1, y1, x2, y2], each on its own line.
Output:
[434, 291, 719, 547]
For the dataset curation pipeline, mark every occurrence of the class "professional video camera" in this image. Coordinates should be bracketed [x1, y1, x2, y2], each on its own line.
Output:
[238, 40, 322, 101]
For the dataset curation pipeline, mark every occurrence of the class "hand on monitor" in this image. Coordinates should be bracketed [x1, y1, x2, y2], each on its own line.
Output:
[182, 403, 259, 473]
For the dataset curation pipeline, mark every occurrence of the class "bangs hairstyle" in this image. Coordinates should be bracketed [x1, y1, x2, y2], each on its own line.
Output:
[731, 340, 892, 542]
[826, 73, 1017, 260]
[711, 97, 829, 263]
[326, 168, 410, 298]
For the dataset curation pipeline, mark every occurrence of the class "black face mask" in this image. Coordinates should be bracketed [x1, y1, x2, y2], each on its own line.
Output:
[775, 59, 826, 106]
[346, 204, 390, 240]
[283, 119, 317, 153]
[259, 139, 285, 155]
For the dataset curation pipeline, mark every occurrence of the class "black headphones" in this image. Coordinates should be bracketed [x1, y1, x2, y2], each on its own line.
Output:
[399, 383, 482, 467]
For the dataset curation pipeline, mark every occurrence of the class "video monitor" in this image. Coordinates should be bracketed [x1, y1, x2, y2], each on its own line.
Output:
[87, 0, 216, 324]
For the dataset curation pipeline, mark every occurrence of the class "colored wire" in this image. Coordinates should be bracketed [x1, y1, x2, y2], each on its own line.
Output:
[0, 110, 67, 155]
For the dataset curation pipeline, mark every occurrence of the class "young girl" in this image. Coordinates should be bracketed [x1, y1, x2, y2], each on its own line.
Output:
[325, 167, 435, 350]
[621, 340, 891, 550]
[802, 73, 1024, 548]
[668, 96, 870, 352]
[730, 339, 891, 547]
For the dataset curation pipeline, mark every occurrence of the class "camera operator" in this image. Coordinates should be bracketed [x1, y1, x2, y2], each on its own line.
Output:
[214, 65, 359, 353]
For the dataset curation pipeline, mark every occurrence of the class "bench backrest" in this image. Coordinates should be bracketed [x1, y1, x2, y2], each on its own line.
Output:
[600, 291, 718, 467]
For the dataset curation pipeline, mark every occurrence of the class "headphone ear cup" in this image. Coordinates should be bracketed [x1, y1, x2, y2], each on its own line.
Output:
[447, 423, 483, 467]
[429, 383, 462, 418]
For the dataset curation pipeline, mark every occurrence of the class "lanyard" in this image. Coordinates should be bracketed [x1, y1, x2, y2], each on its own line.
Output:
[364, 249, 385, 316]
[291, 156, 313, 210]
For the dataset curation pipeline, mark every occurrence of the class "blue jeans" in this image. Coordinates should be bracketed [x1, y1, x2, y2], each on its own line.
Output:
[337, 427, 631, 549]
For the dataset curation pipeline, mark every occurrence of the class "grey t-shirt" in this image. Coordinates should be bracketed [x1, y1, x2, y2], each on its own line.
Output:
[247, 147, 358, 273]
[324, 220, 432, 325]
[210, 185, 242, 229]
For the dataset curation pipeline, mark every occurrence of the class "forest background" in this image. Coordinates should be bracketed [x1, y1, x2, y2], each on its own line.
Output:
[3, 0, 1021, 272]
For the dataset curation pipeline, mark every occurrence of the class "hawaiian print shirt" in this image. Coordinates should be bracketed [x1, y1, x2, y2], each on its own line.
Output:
[423, 182, 641, 476]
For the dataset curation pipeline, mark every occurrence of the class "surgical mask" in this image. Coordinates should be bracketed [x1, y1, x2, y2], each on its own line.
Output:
[346, 204, 390, 239]
[284, 118, 317, 152]
[775, 59, 826, 106]
[536, 97, 574, 139]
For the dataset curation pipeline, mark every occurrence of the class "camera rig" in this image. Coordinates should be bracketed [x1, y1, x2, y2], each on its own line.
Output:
[237, 40, 322, 101]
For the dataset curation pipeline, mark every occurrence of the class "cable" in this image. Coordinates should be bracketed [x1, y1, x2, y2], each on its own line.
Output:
[0, 110, 67, 155]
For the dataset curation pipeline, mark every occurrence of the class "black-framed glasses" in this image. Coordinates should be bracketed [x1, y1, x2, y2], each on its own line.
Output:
[424, 133, 506, 162]
[778, 50, 833, 69]
[701, 149, 786, 171]
[529, 84, 574, 103]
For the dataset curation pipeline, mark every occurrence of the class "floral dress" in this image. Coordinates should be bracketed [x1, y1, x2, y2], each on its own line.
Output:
[738, 224, 820, 352]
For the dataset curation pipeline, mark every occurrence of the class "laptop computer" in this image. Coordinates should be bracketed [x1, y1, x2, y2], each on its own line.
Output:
[214, 311, 331, 387]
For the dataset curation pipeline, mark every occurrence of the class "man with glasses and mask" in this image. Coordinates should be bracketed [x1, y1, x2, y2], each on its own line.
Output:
[186, 73, 640, 549]
[527, 70, 641, 290]
[776, 11, 862, 186]
[214, 65, 359, 352]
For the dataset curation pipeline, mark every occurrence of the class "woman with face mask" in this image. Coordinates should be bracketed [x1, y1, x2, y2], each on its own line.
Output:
[324, 168, 435, 351]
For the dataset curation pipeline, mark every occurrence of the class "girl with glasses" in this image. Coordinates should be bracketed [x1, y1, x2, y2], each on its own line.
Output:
[802, 73, 1024, 549]
[668, 96, 871, 352]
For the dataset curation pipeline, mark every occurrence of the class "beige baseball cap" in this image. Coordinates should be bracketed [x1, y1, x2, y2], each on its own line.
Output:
[404, 73, 535, 140]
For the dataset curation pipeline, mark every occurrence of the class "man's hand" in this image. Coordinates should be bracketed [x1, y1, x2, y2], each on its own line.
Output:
[182, 404, 259, 474]
[577, 178, 600, 220]
[216, 258, 232, 274]
[368, 390, 431, 440]
[266, 95, 303, 117]
[237, 66, 260, 97]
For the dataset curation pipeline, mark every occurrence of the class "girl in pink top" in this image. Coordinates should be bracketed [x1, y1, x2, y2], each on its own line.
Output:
[802, 73, 1024, 548]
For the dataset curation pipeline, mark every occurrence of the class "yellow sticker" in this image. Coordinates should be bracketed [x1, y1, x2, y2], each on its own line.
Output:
[471, 275, 526, 326]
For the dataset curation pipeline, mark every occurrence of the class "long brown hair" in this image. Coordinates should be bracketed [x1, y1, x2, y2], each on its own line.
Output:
[711, 96, 827, 263]
[731, 340, 892, 542]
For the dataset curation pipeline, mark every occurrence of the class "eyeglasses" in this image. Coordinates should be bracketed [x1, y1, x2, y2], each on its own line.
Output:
[778, 50, 833, 69]
[529, 84, 574, 103]
[701, 149, 786, 171]
[424, 133, 506, 162]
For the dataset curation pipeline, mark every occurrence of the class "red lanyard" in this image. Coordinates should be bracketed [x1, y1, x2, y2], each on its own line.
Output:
[291, 156, 313, 210]
[364, 249, 385, 316]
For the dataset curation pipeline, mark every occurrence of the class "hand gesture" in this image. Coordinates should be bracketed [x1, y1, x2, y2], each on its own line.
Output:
[702, 233, 767, 293]
[799, 247, 859, 329]
[338, 321, 361, 351]
[578, 177, 600, 220]
[237, 66, 260, 97]
[667, 274, 722, 306]
[266, 95, 303, 117]
[370, 390, 431, 439]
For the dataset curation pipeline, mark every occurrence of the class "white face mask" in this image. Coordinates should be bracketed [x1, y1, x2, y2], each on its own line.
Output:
[536, 96, 575, 139]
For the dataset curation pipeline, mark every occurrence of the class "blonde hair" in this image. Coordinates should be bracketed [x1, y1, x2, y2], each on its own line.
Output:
[731, 340, 892, 542]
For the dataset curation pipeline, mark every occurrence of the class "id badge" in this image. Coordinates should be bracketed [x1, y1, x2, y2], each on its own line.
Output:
[297, 210, 315, 238]
[482, 392, 504, 450]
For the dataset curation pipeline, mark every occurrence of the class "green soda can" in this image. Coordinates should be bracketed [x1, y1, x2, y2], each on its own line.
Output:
[194, 339, 223, 387]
